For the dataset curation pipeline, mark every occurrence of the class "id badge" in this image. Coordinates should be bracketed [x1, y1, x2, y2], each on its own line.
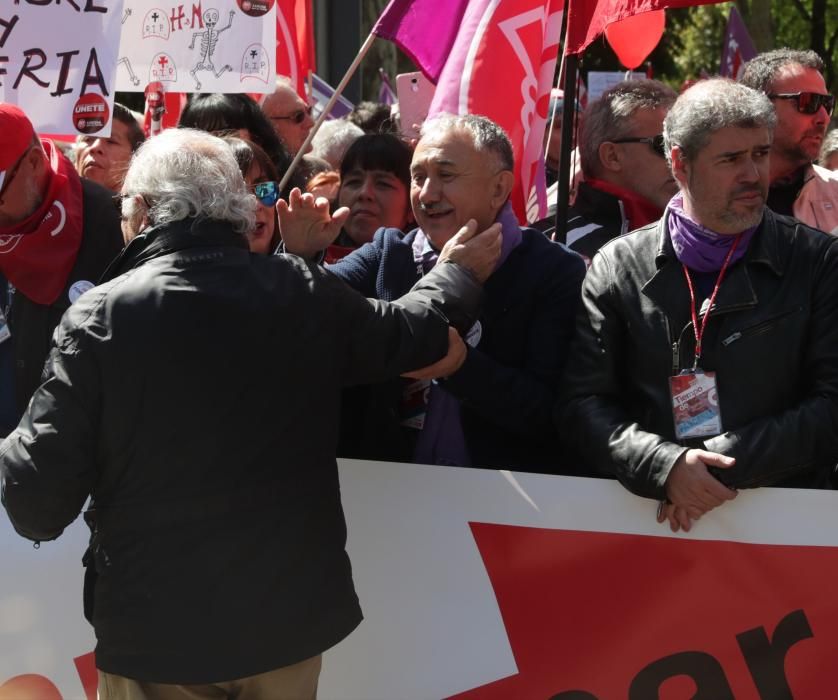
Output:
[400, 378, 430, 430]
[669, 370, 722, 439]
[0, 307, 10, 345]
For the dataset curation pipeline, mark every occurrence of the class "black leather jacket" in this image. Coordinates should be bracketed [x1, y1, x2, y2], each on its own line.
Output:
[1, 218, 482, 683]
[559, 208, 838, 499]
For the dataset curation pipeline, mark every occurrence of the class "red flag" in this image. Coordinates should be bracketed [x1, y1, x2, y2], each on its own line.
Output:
[565, 0, 724, 55]
[277, 0, 315, 99]
[429, 0, 564, 224]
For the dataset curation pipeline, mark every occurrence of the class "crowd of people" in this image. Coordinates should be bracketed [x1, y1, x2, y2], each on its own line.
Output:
[1, 45, 838, 698]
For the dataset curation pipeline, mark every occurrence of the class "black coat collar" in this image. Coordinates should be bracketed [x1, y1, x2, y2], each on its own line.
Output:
[100, 218, 249, 283]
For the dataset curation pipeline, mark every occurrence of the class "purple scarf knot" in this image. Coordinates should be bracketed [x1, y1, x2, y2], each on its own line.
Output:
[667, 194, 758, 272]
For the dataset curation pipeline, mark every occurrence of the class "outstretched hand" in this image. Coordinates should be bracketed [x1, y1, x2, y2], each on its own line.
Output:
[277, 188, 350, 260]
[437, 219, 502, 283]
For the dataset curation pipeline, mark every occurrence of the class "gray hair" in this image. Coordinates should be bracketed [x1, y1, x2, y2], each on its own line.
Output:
[820, 129, 838, 167]
[121, 128, 256, 233]
[663, 78, 776, 164]
[419, 113, 514, 171]
[739, 48, 825, 93]
[310, 119, 364, 169]
[579, 79, 677, 178]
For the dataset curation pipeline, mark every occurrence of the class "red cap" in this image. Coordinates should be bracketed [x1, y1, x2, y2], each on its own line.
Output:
[0, 104, 36, 190]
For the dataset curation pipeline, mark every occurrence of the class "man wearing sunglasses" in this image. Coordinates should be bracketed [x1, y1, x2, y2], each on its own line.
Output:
[556, 80, 679, 262]
[261, 76, 315, 156]
[740, 49, 838, 234]
[0, 104, 122, 440]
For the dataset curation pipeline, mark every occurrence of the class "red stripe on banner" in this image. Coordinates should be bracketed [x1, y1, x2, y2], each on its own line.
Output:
[451, 523, 837, 698]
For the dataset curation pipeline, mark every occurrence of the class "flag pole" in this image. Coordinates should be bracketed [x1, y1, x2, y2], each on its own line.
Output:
[279, 33, 376, 193]
[553, 5, 576, 243]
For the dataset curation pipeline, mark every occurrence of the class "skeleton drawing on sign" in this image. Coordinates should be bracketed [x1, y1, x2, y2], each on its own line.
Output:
[188, 9, 235, 90]
[118, 57, 141, 86]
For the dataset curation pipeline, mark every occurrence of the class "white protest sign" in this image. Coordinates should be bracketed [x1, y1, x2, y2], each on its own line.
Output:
[0, 1, 124, 137]
[116, 1, 276, 93]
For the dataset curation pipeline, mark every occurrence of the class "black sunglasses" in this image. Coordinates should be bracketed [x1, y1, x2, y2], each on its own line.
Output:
[612, 134, 666, 158]
[252, 181, 280, 207]
[767, 91, 835, 116]
[269, 105, 313, 125]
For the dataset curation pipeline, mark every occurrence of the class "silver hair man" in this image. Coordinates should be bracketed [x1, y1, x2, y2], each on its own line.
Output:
[419, 113, 514, 172]
[310, 119, 364, 170]
[663, 78, 776, 164]
[120, 128, 256, 240]
[579, 79, 676, 179]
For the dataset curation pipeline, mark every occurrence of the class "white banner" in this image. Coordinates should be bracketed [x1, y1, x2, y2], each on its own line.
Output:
[2, 460, 838, 698]
[0, 1, 125, 137]
[115, 1, 276, 94]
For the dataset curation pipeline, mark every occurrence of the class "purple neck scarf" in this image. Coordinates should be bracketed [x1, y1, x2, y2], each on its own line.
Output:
[667, 194, 759, 272]
[411, 201, 522, 468]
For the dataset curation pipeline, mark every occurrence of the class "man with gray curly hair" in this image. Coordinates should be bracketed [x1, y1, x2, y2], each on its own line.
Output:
[740, 48, 838, 233]
[559, 79, 678, 260]
[561, 78, 838, 534]
[1, 127, 499, 697]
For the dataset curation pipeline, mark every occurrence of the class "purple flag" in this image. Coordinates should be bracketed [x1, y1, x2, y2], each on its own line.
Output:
[378, 68, 397, 105]
[372, 0, 470, 82]
[719, 7, 756, 79]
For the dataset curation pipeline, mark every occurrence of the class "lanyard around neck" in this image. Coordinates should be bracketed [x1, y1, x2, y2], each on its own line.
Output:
[681, 233, 742, 367]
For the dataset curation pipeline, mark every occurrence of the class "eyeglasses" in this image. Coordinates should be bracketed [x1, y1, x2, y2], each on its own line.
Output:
[611, 134, 666, 158]
[252, 181, 280, 207]
[269, 105, 313, 125]
[767, 92, 835, 116]
[113, 193, 153, 219]
[0, 147, 33, 207]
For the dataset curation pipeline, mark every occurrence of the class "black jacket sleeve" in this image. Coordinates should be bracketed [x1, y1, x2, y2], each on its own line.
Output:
[311, 259, 483, 387]
[1, 293, 104, 541]
[704, 238, 838, 488]
[558, 250, 687, 499]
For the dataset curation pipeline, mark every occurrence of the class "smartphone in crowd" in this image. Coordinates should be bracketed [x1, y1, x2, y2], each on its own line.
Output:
[396, 71, 435, 139]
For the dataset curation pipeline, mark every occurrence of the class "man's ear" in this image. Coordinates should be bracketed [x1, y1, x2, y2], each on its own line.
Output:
[490, 170, 514, 209]
[598, 141, 623, 173]
[27, 145, 48, 175]
[670, 146, 688, 188]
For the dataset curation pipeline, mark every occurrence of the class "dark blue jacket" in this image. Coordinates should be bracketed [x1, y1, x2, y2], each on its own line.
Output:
[329, 226, 586, 473]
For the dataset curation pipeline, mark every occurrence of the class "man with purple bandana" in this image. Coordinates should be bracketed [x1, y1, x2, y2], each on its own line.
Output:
[280, 114, 585, 473]
[560, 79, 838, 532]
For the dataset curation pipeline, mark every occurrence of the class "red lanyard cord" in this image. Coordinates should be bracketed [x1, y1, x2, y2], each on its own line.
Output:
[681, 234, 742, 367]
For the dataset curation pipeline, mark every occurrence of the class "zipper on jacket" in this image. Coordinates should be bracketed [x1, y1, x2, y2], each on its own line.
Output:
[721, 306, 803, 347]
[664, 316, 680, 374]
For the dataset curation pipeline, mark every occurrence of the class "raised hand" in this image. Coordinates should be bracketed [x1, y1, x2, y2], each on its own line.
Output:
[277, 188, 350, 260]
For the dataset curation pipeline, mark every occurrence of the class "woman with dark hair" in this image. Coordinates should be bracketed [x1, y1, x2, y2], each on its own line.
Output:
[178, 93, 302, 194]
[223, 137, 280, 254]
[325, 133, 414, 262]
